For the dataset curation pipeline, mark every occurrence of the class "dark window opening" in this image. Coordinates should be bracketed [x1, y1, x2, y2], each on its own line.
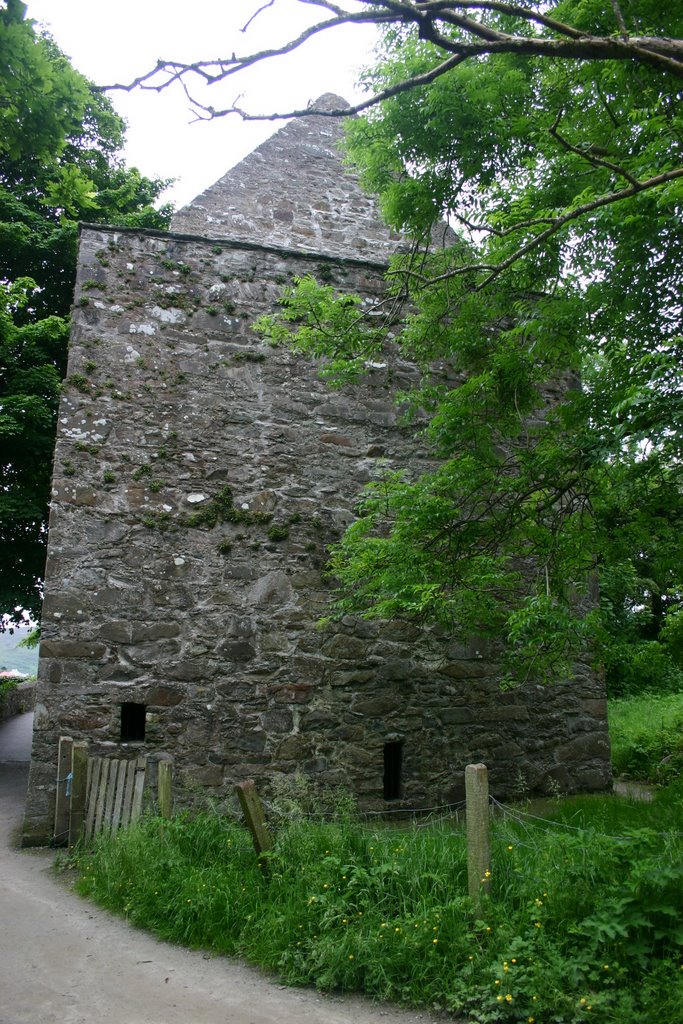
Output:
[383, 741, 403, 801]
[121, 702, 146, 742]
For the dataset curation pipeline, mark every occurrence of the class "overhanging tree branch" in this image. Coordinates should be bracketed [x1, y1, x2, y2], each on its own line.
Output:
[101, 1, 683, 111]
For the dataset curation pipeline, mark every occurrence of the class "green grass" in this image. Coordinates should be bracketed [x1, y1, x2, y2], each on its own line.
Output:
[75, 789, 683, 1024]
[608, 691, 683, 782]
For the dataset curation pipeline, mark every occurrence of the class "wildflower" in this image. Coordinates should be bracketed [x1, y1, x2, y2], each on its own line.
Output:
[484, 870, 491, 878]
[433, 939, 438, 944]
[505, 994, 512, 1003]
[534, 921, 541, 928]
[495, 980, 501, 987]
[603, 964, 609, 971]
[528, 1018, 535, 1023]
[496, 996, 503, 1003]
[507, 845, 514, 851]
[348, 954, 354, 960]
[395, 927, 401, 933]
[468, 956, 474, 961]
[579, 998, 587, 1006]
[323, 884, 329, 889]
[381, 922, 387, 929]
[511, 958, 517, 963]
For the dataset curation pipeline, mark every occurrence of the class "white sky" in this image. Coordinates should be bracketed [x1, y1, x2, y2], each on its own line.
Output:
[24, 0, 377, 209]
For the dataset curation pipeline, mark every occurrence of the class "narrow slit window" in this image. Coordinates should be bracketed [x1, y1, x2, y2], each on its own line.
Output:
[383, 741, 403, 801]
[120, 702, 146, 742]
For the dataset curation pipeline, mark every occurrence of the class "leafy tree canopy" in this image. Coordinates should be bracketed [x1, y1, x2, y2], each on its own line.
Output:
[0, 0, 172, 626]
[247, 1, 683, 688]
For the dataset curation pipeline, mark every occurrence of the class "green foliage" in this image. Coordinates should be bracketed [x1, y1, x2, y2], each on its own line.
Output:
[76, 789, 683, 1023]
[0, 278, 65, 622]
[257, 0, 683, 684]
[609, 691, 683, 781]
[0, 2, 172, 623]
[0, 676, 18, 702]
[185, 485, 273, 529]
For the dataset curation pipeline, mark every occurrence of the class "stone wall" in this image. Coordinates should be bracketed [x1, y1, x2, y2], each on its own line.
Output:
[23, 222, 611, 843]
[0, 681, 35, 722]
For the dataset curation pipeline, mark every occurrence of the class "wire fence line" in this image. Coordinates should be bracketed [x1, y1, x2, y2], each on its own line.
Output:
[262, 791, 682, 843]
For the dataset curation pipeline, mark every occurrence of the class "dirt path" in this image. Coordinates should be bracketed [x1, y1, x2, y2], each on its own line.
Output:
[0, 760, 450, 1024]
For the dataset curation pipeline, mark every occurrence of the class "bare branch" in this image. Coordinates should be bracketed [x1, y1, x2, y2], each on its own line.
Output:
[102, 3, 683, 105]
[184, 50, 469, 122]
[241, 0, 277, 33]
[548, 113, 641, 188]
[418, 2, 586, 40]
[611, 0, 629, 39]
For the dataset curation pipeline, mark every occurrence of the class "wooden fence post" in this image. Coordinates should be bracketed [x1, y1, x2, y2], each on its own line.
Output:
[235, 780, 272, 862]
[68, 742, 88, 847]
[157, 760, 173, 819]
[53, 736, 73, 847]
[466, 763, 491, 901]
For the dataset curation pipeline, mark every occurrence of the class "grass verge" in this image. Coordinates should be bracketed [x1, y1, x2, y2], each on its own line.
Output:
[75, 786, 683, 1024]
[608, 690, 683, 781]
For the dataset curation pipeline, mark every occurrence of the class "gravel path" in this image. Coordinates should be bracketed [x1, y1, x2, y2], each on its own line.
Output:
[0, 756, 451, 1024]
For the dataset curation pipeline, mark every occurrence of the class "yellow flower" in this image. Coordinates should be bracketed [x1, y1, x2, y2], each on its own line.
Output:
[395, 927, 401, 933]
[511, 958, 517, 963]
[433, 939, 438, 944]
[528, 1018, 535, 1022]
[579, 998, 587, 1005]
[348, 954, 354, 960]
[505, 994, 512, 1003]
[534, 921, 542, 928]
[496, 996, 503, 1003]
[495, 980, 501, 986]
[484, 870, 491, 878]
[603, 964, 609, 971]
[507, 845, 514, 851]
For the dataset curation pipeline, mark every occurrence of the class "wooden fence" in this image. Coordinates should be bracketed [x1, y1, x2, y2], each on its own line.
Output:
[53, 736, 172, 847]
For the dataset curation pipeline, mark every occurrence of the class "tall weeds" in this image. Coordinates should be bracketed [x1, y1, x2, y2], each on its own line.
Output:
[76, 790, 683, 1024]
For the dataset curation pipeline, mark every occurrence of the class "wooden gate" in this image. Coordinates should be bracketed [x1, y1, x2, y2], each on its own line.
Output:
[53, 736, 172, 847]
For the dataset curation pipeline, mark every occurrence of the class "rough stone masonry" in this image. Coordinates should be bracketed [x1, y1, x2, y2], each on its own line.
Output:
[23, 96, 611, 843]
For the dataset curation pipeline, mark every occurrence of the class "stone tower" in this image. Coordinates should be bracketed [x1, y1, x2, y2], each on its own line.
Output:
[23, 97, 611, 843]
